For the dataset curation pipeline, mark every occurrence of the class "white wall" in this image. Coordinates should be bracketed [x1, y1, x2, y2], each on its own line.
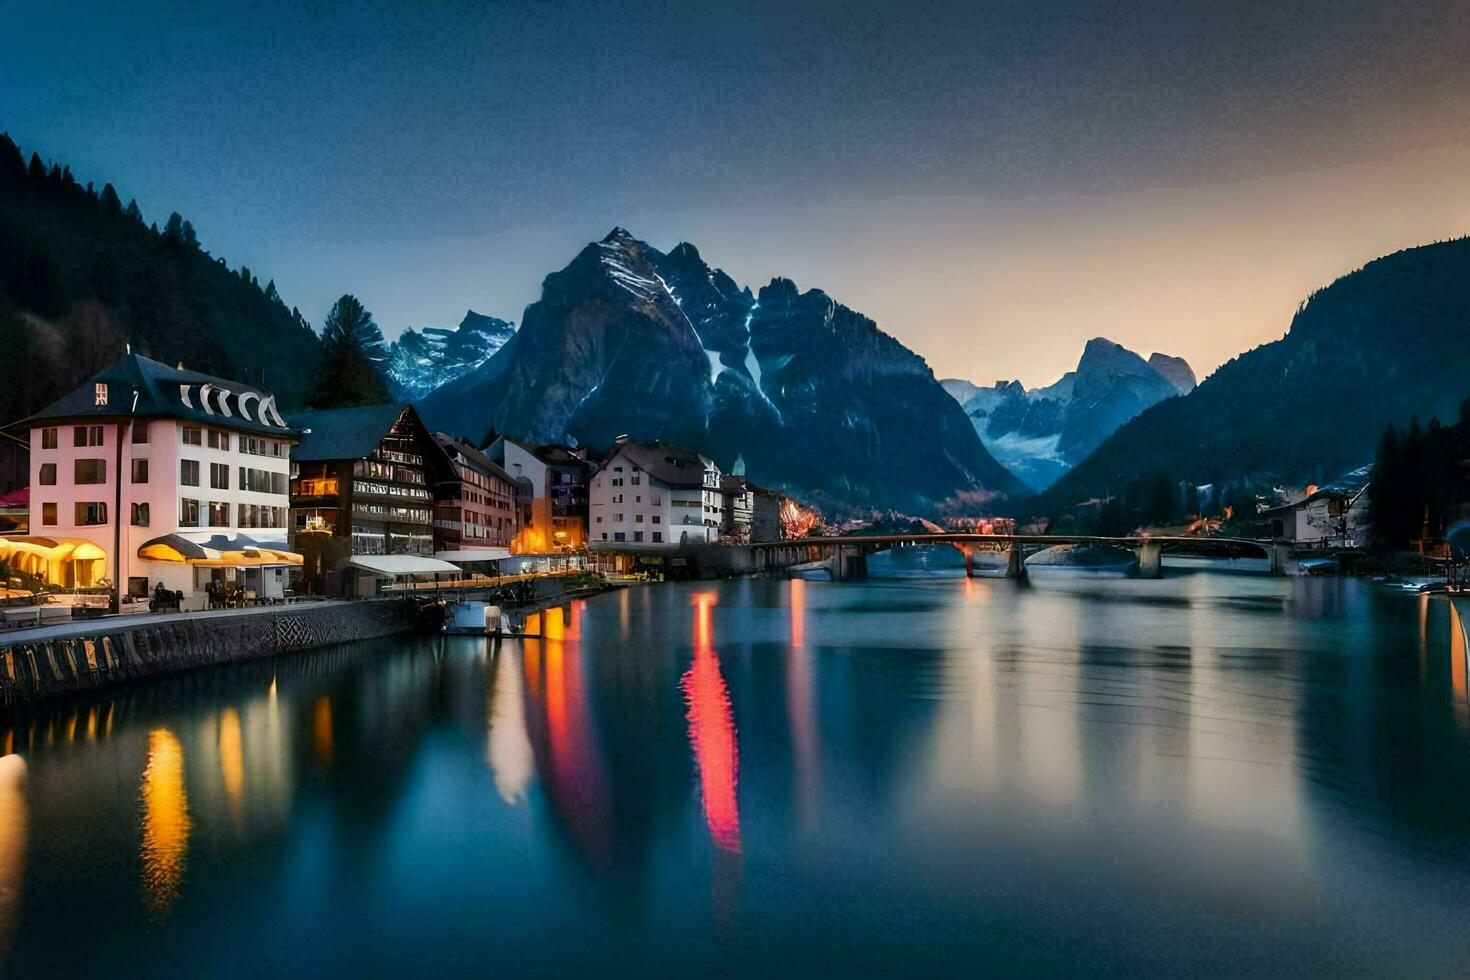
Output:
[588, 448, 721, 549]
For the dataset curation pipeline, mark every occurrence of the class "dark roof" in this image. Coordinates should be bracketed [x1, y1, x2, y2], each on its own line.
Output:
[433, 432, 517, 485]
[719, 474, 748, 493]
[607, 440, 714, 488]
[13, 353, 294, 436]
[534, 444, 589, 466]
[288, 403, 415, 462]
[1260, 463, 1373, 515]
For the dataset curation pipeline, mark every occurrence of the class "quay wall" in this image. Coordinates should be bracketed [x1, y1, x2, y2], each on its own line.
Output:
[0, 600, 412, 706]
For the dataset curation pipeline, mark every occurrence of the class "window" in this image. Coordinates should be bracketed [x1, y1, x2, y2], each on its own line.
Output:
[208, 429, 230, 450]
[74, 459, 106, 484]
[41, 428, 57, 450]
[613, 513, 623, 522]
[595, 516, 602, 523]
[210, 462, 229, 489]
[41, 503, 56, 526]
[634, 531, 644, 542]
[652, 532, 662, 543]
[635, 495, 641, 503]
[614, 532, 625, 542]
[182, 426, 202, 446]
[632, 476, 641, 486]
[132, 422, 149, 444]
[601, 532, 608, 541]
[94, 383, 108, 406]
[132, 459, 149, 484]
[73, 425, 102, 447]
[181, 459, 200, 486]
[131, 502, 150, 527]
[38, 463, 56, 485]
[208, 501, 230, 527]
[179, 498, 200, 527]
[74, 501, 107, 525]
[652, 515, 661, 524]
[635, 514, 644, 523]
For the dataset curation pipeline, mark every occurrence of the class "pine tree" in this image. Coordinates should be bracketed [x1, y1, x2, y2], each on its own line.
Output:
[163, 212, 184, 241]
[0, 134, 23, 178]
[308, 295, 390, 408]
[181, 220, 197, 248]
[100, 183, 121, 213]
[125, 199, 144, 223]
[26, 153, 44, 181]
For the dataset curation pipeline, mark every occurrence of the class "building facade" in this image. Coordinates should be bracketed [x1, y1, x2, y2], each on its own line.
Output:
[588, 439, 722, 551]
[483, 437, 591, 554]
[288, 405, 450, 582]
[0, 354, 298, 605]
[431, 432, 518, 561]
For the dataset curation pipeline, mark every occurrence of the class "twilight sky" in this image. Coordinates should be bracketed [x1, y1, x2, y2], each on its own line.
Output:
[5, 1, 1470, 387]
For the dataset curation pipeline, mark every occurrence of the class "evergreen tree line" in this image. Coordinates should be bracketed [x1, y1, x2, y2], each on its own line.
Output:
[0, 134, 405, 420]
[1367, 399, 1470, 550]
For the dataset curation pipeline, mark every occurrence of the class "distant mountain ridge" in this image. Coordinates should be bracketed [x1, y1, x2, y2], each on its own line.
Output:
[387, 309, 515, 400]
[1033, 237, 1470, 514]
[420, 228, 1024, 514]
[942, 338, 1195, 491]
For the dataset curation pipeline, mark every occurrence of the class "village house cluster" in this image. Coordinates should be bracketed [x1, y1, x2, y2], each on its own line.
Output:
[0, 354, 792, 611]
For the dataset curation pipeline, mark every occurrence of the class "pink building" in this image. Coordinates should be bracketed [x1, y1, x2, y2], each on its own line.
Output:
[0, 354, 299, 608]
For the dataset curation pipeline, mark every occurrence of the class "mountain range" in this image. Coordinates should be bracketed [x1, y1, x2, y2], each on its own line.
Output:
[419, 229, 1024, 513]
[1032, 237, 1470, 516]
[386, 310, 516, 400]
[942, 339, 1195, 491]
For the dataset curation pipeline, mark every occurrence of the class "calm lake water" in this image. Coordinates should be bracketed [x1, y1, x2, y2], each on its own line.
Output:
[3, 559, 1470, 977]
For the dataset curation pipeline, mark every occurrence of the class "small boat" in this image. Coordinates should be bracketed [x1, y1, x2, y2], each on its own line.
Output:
[1297, 557, 1339, 575]
[444, 600, 516, 636]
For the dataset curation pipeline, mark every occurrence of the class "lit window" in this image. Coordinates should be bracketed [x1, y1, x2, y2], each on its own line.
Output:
[41, 503, 57, 526]
[94, 383, 108, 406]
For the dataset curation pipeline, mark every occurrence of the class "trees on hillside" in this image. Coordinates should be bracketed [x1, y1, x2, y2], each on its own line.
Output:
[308, 294, 390, 408]
[1369, 403, 1470, 550]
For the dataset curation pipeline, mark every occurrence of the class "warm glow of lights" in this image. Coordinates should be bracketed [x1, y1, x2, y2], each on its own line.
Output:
[312, 697, 333, 765]
[0, 755, 26, 957]
[140, 729, 191, 917]
[683, 592, 741, 852]
[219, 708, 244, 824]
[488, 650, 534, 804]
[779, 500, 820, 539]
[1451, 602, 1468, 731]
[789, 579, 805, 649]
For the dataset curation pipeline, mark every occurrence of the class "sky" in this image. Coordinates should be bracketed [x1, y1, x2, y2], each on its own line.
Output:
[4, 0, 1470, 388]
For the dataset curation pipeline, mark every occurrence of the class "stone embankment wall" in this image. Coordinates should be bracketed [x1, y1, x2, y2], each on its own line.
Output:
[0, 600, 411, 706]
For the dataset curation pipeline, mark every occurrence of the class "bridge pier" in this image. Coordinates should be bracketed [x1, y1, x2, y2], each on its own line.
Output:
[1004, 545, 1027, 580]
[1136, 541, 1163, 579]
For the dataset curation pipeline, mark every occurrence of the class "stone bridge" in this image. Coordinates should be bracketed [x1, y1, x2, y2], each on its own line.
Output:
[746, 533, 1284, 581]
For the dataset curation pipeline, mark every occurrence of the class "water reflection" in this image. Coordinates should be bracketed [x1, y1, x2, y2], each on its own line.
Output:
[487, 646, 534, 804]
[682, 593, 740, 853]
[0, 755, 26, 957]
[2, 578, 1470, 975]
[139, 729, 191, 917]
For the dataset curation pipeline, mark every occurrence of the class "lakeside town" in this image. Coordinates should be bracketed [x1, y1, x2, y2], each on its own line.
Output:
[3, 348, 1469, 635]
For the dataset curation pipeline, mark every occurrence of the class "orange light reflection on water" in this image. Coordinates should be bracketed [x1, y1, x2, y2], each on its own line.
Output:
[139, 729, 191, 918]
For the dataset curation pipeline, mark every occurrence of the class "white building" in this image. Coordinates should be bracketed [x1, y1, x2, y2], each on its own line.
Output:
[588, 439, 722, 551]
[0, 354, 299, 608]
[1260, 464, 1373, 548]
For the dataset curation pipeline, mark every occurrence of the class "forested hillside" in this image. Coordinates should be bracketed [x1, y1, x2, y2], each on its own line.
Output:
[0, 134, 322, 423]
[1032, 238, 1470, 521]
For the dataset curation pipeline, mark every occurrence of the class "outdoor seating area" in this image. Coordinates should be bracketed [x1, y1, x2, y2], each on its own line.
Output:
[204, 579, 286, 609]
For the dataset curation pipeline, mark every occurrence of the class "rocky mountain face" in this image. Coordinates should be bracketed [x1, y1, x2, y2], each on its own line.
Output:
[420, 229, 1024, 513]
[943, 338, 1195, 491]
[387, 309, 515, 400]
[1034, 237, 1470, 514]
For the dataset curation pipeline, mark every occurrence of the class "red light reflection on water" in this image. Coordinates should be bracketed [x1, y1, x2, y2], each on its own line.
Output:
[682, 592, 741, 852]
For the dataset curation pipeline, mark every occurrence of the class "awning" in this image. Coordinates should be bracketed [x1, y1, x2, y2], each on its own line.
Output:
[434, 548, 512, 562]
[139, 535, 302, 567]
[138, 533, 212, 562]
[344, 555, 462, 577]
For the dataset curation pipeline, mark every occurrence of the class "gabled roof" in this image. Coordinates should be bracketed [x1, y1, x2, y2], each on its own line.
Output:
[606, 440, 715, 488]
[288, 403, 417, 462]
[1260, 463, 1373, 515]
[13, 353, 293, 436]
[432, 432, 517, 485]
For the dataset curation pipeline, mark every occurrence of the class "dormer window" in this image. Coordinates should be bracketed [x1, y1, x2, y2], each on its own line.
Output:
[94, 383, 108, 406]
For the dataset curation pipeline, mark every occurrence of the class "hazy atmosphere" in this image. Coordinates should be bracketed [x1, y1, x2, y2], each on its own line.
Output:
[6, 0, 1470, 386]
